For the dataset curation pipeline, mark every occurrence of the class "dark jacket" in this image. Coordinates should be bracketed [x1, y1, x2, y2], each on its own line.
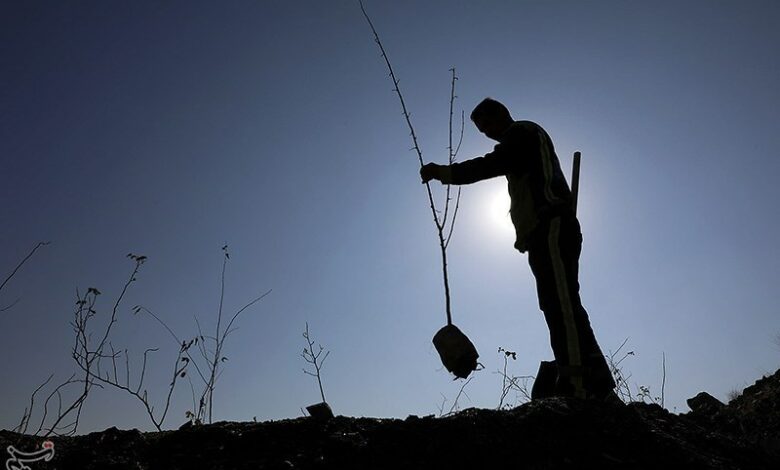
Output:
[441, 120, 573, 252]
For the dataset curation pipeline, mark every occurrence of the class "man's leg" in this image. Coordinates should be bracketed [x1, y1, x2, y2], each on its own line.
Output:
[527, 214, 615, 399]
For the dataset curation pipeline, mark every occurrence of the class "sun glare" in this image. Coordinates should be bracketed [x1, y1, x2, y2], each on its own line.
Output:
[488, 187, 514, 234]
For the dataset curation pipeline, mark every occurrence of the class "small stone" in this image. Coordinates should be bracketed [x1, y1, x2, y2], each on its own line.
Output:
[687, 392, 726, 416]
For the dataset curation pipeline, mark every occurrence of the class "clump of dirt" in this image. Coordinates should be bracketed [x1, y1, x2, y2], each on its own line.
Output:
[683, 368, 780, 461]
[3, 369, 780, 469]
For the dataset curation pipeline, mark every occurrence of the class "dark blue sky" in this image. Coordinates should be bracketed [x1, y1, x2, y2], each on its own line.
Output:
[2, 0, 779, 432]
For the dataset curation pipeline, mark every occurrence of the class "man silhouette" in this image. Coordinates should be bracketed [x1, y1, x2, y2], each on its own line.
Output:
[420, 98, 616, 400]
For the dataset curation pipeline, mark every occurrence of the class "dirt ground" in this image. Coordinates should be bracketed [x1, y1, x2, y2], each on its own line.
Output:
[3, 369, 779, 469]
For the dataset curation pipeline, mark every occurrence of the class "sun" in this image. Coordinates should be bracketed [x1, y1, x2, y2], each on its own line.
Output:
[487, 187, 514, 233]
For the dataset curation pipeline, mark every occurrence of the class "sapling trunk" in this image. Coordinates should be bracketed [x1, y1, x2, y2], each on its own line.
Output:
[360, 1, 463, 325]
[361, 2, 479, 379]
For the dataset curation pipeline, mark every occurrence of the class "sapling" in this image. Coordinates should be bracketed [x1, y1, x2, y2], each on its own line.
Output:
[301, 322, 333, 419]
[360, 1, 481, 380]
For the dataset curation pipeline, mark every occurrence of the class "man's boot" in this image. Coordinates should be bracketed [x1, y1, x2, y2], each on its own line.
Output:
[531, 360, 558, 399]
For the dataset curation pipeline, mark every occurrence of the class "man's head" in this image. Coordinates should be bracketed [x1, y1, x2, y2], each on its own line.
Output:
[470, 98, 513, 141]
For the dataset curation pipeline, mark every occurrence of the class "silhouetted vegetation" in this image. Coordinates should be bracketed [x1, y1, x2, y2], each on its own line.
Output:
[607, 337, 666, 407]
[11, 247, 269, 436]
[495, 347, 533, 409]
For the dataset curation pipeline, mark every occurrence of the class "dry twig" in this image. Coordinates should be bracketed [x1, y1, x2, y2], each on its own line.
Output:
[133, 246, 271, 425]
[1, 241, 50, 312]
[495, 347, 533, 409]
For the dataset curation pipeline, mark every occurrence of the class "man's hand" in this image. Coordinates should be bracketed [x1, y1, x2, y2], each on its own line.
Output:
[420, 163, 445, 184]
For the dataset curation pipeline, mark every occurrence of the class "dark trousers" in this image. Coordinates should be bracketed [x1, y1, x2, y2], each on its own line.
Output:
[526, 213, 615, 398]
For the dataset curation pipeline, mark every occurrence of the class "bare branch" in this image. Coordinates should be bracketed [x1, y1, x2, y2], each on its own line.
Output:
[36, 374, 80, 436]
[661, 352, 666, 408]
[92, 256, 145, 366]
[220, 290, 272, 346]
[442, 68, 458, 229]
[110, 343, 119, 384]
[444, 188, 462, 249]
[606, 338, 648, 404]
[44, 255, 146, 435]
[194, 248, 269, 424]
[447, 377, 473, 415]
[1, 241, 50, 311]
[359, 0, 444, 234]
[158, 344, 190, 427]
[493, 347, 532, 409]
[137, 347, 159, 394]
[13, 373, 54, 435]
[437, 393, 448, 417]
[454, 110, 465, 158]
[0, 298, 21, 312]
[134, 305, 181, 344]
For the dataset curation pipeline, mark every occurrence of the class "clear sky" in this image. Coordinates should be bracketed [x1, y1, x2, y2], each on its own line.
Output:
[2, 0, 779, 433]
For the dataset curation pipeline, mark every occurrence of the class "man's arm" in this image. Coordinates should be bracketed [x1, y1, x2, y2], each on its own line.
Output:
[420, 140, 525, 185]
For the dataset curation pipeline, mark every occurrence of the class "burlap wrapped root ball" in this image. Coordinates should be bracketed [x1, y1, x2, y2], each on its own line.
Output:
[432, 324, 479, 379]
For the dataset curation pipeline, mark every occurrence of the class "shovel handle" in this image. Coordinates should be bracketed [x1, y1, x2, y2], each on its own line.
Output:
[571, 151, 581, 216]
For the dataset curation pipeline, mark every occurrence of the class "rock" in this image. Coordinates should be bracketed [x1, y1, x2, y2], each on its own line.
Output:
[687, 392, 726, 416]
[306, 401, 334, 421]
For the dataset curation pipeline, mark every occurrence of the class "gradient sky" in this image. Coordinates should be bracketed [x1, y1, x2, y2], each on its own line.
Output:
[2, 0, 779, 434]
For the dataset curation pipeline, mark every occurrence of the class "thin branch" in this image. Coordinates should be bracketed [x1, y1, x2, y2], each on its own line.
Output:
[41, 380, 90, 437]
[442, 68, 458, 229]
[46, 256, 144, 436]
[110, 343, 119, 383]
[36, 374, 80, 436]
[436, 393, 448, 417]
[125, 348, 130, 389]
[444, 103, 464, 249]
[661, 352, 666, 408]
[136, 306, 209, 386]
[14, 373, 54, 434]
[187, 375, 198, 422]
[1, 241, 50, 311]
[159, 344, 189, 427]
[359, 0, 443, 232]
[196, 247, 268, 424]
[0, 298, 21, 312]
[44, 288, 104, 436]
[606, 337, 636, 403]
[219, 290, 272, 346]
[447, 377, 473, 415]
[1, 242, 49, 293]
[134, 305, 181, 343]
[444, 188, 462, 249]
[194, 315, 212, 379]
[137, 347, 160, 394]
[494, 370, 534, 408]
[202, 248, 228, 424]
[454, 110, 465, 157]
[93, 256, 145, 367]
[77, 341, 186, 432]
